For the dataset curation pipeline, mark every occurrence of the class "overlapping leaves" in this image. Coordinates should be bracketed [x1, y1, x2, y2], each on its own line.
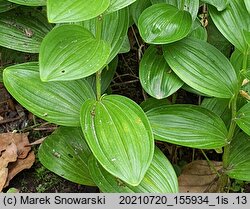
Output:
[146, 104, 228, 149]
[80, 95, 154, 186]
[3, 62, 95, 126]
[39, 25, 111, 81]
[88, 147, 178, 192]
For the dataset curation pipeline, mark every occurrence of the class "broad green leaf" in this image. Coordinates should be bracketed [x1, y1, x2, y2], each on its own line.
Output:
[206, 16, 232, 58]
[230, 49, 250, 78]
[7, 0, 46, 6]
[209, 0, 250, 53]
[150, 0, 199, 21]
[200, 0, 229, 11]
[139, 45, 183, 99]
[119, 35, 130, 53]
[188, 19, 207, 41]
[244, 0, 250, 14]
[86, 56, 118, 94]
[140, 97, 171, 112]
[38, 127, 95, 186]
[106, 0, 136, 14]
[39, 25, 111, 81]
[82, 8, 129, 63]
[89, 147, 178, 192]
[146, 104, 228, 149]
[3, 62, 95, 126]
[138, 3, 192, 44]
[235, 103, 250, 136]
[227, 133, 250, 181]
[0, 8, 52, 53]
[243, 30, 250, 47]
[130, 0, 152, 25]
[182, 84, 210, 96]
[201, 97, 231, 126]
[0, 0, 17, 12]
[163, 37, 238, 98]
[47, 0, 110, 23]
[80, 95, 154, 186]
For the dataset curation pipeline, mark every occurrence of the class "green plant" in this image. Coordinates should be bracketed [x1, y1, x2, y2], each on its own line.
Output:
[1, 0, 250, 192]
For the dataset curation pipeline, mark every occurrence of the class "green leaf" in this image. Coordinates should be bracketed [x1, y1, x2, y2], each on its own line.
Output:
[206, 16, 232, 58]
[3, 62, 95, 126]
[38, 127, 95, 186]
[163, 37, 238, 98]
[146, 104, 228, 149]
[106, 0, 136, 14]
[130, 0, 152, 25]
[209, 0, 250, 53]
[188, 19, 207, 41]
[80, 95, 154, 186]
[230, 49, 250, 77]
[235, 102, 250, 136]
[39, 24, 111, 81]
[7, 0, 46, 6]
[201, 97, 231, 126]
[47, 0, 110, 23]
[0, 0, 17, 12]
[200, 0, 228, 11]
[227, 132, 250, 181]
[140, 97, 171, 112]
[150, 0, 199, 21]
[119, 35, 130, 53]
[138, 3, 192, 44]
[244, 0, 250, 14]
[82, 8, 129, 63]
[0, 7, 52, 53]
[139, 45, 183, 99]
[86, 56, 118, 94]
[89, 147, 178, 192]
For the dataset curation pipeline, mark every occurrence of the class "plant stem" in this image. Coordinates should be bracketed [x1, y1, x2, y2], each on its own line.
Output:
[220, 49, 249, 191]
[95, 15, 103, 101]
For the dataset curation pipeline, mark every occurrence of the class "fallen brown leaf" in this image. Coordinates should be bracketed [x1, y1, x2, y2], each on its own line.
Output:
[178, 160, 223, 193]
[4, 151, 35, 188]
[0, 132, 35, 192]
[0, 168, 8, 191]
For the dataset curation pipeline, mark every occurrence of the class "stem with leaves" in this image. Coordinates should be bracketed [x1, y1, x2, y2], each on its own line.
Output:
[220, 49, 249, 191]
[95, 15, 103, 101]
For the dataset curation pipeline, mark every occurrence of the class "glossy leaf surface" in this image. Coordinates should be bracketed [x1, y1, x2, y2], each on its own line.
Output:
[245, 0, 250, 13]
[209, 0, 250, 53]
[201, 0, 228, 11]
[82, 8, 129, 63]
[3, 62, 95, 126]
[146, 104, 228, 149]
[138, 3, 192, 44]
[38, 127, 95, 186]
[150, 0, 199, 21]
[0, 8, 52, 53]
[235, 103, 250, 136]
[139, 46, 183, 99]
[89, 147, 178, 192]
[80, 95, 154, 186]
[163, 37, 238, 98]
[106, 0, 136, 14]
[130, 0, 151, 25]
[47, 0, 110, 23]
[7, 0, 46, 6]
[86, 56, 118, 94]
[227, 133, 250, 181]
[39, 25, 110, 81]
